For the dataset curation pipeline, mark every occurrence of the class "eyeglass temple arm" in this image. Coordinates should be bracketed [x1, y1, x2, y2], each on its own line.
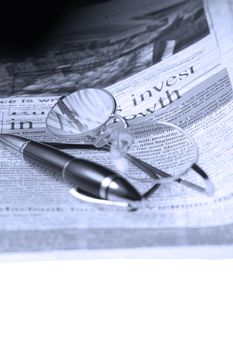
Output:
[126, 153, 214, 197]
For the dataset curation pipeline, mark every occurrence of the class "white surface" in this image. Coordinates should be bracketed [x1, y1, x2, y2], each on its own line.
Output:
[1, 244, 233, 261]
[0, 259, 233, 350]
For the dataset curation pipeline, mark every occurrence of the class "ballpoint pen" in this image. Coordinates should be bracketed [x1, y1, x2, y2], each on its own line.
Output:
[0, 134, 142, 207]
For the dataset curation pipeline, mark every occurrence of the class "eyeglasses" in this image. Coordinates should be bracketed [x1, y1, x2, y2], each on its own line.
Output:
[45, 88, 214, 206]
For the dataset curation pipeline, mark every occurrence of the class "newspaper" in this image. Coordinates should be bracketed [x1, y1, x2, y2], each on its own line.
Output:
[1, 0, 233, 254]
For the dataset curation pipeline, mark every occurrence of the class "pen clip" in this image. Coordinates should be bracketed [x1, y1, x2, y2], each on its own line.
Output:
[69, 188, 138, 210]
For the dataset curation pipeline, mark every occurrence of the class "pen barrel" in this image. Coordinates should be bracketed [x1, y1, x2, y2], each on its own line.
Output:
[23, 141, 73, 171]
[23, 141, 115, 198]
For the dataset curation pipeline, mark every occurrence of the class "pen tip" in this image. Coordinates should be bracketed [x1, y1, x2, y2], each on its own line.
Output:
[107, 176, 141, 202]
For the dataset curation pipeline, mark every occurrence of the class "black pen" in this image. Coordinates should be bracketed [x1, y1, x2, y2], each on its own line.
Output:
[0, 134, 141, 204]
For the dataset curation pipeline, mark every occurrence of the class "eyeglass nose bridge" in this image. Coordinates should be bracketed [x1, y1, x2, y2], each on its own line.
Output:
[93, 114, 129, 148]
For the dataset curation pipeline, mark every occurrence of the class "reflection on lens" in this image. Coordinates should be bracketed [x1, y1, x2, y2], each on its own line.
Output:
[112, 121, 198, 184]
[46, 88, 116, 137]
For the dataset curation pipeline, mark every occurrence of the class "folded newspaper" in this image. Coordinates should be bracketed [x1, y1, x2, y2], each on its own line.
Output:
[0, 0, 233, 256]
